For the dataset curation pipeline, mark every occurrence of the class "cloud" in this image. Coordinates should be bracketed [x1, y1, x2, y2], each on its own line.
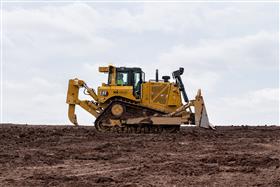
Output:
[223, 88, 279, 106]
[2, 3, 278, 125]
[209, 88, 279, 125]
[96, 3, 277, 35]
[4, 3, 114, 67]
[3, 78, 67, 124]
[158, 31, 278, 72]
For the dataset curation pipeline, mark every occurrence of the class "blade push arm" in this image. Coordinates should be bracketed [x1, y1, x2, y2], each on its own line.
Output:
[165, 89, 214, 129]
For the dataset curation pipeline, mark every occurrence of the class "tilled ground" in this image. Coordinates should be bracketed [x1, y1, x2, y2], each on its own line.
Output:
[0, 124, 279, 187]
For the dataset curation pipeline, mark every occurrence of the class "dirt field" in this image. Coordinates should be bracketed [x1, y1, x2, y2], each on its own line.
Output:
[0, 124, 279, 187]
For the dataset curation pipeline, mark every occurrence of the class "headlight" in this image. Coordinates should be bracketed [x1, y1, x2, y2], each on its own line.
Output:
[100, 90, 108, 96]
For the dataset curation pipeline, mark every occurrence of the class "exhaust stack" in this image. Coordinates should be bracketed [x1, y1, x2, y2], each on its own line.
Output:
[156, 69, 159, 82]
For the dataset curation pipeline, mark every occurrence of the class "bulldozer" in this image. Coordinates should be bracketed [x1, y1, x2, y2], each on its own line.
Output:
[66, 65, 213, 132]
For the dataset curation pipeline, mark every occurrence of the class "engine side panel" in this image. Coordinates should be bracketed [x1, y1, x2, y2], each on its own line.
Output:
[141, 82, 183, 113]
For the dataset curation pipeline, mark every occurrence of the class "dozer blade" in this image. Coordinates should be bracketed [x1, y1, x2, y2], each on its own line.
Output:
[194, 89, 215, 129]
[198, 103, 211, 128]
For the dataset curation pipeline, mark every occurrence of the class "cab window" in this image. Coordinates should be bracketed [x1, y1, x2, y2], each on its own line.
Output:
[134, 72, 141, 88]
[134, 72, 141, 98]
[116, 72, 128, 85]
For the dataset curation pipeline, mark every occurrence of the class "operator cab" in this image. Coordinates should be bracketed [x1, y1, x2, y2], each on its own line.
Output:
[116, 67, 143, 98]
[105, 66, 144, 99]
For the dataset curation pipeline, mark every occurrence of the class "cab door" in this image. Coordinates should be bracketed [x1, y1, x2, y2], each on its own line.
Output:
[133, 71, 142, 99]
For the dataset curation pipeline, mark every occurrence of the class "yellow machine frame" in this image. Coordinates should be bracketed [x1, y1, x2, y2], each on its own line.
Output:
[66, 65, 213, 129]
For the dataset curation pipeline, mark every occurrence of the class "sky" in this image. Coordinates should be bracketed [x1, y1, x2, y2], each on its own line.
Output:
[1, 1, 279, 125]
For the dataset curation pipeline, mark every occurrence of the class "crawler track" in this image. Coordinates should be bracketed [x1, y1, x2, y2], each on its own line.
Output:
[95, 99, 180, 133]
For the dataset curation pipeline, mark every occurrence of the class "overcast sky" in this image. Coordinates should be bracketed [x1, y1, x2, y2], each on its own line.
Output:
[1, 2, 279, 125]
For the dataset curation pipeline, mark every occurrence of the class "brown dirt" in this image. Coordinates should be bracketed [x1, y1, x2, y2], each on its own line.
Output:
[0, 124, 279, 187]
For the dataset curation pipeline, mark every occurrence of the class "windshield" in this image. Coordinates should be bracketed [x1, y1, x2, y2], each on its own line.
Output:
[116, 72, 128, 85]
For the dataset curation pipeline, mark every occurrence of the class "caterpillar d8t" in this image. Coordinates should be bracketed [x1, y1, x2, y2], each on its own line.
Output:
[66, 65, 213, 132]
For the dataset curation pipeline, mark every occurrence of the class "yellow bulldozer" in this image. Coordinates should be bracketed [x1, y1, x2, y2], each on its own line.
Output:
[66, 65, 213, 132]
